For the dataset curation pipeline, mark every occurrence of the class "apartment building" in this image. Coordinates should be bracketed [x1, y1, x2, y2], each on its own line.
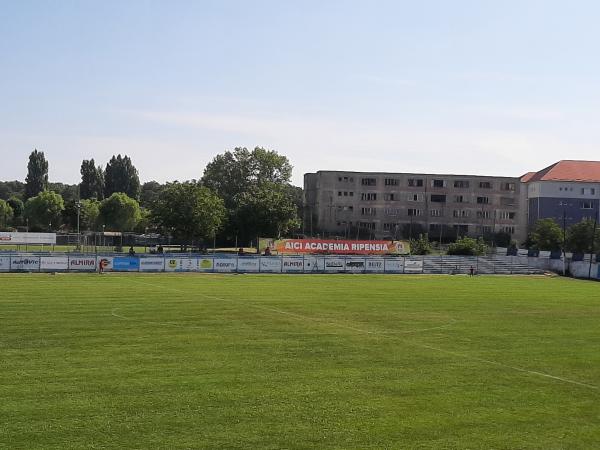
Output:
[523, 160, 600, 228]
[304, 171, 527, 243]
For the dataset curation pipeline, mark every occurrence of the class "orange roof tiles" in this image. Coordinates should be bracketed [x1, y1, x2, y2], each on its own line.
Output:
[525, 160, 600, 183]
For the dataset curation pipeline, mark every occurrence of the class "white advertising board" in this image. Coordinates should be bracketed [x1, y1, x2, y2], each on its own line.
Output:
[404, 259, 423, 273]
[237, 257, 260, 272]
[10, 256, 40, 271]
[345, 258, 366, 273]
[40, 256, 69, 271]
[303, 256, 324, 272]
[214, 258, 237, 272]
[198, 258, 214, 272]
[97, 256, 114, 271]
[139, 257, 165, 272]
[260, 257, 281, 273]
[0, 256, 11, 272]
[282, 257, 304, 272]
[69, 256, 96, 271]
[0, 232, 56, 245]
[384, 259, 404, 273]
[365, 258, 385, 273]
[165, 258, 198, 272]
[323, 257, 345, 273]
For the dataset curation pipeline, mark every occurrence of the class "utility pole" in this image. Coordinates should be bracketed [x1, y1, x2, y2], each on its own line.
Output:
[562, 209, 567, 276]
[589, 208, 598, 279]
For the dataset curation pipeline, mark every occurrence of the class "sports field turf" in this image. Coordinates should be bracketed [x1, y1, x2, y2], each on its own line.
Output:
[1, 274, 599, 449]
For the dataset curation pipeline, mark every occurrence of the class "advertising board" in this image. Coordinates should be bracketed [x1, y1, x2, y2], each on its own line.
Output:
[303, 256, 324, 272]
[323, 257, 345, 273]
[260, 257, 281, 273]
[69, 256, 96, 271]
[237, 257, 260, 272]
[139, 257, 165, 272]
[0, 232, 56, 245]
[384, 259, 404, 273]
[275, 239, 409, 255]
[0, 256, 10, 272]
[404, 259, 424, 273]
[282, 257, 304, 272]
[97, 256, 113, 271]
[40, 256, 69, 271]
[214, 258, 237, 272]
[198, 257, 214, 272]
[345, 258, 366, 273]
[10, 256, 40, 271]
[364, 258, 385, 273]
[112, 257, 140, 272]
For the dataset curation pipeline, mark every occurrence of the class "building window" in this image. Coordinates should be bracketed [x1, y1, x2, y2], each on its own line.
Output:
[501, 182, 516, 191]
[500, 197, 515, 206]
[477, 225, 493, 234]
[453, 210, 470, 218]
[501, 226, 515, 234]
[432, 179, 445, 188]
[408, 208, 423, 216]
[499, 211, 516, 220]
[477, 196, 489, 204]
[581, 201, 593, 209]
[454, 195, 466, 203]
[338, 191, 342, 196]
[383, 193, 395, 201]
[384, 178, 399, 186]
[454, 180, 469, 188]
[477, 211, 491, 219]
[453, 224, 469, 234]
[479, 181, 492, 189]
[350, 192, 354, 197]
[582, 188, 596, 195]
[361, 192, 377, 201]
[384, 208, 401, 216]
[431, 194, 446, 203]
[408, 194, 422, 202]
[408, 178, 424, 187]
[361, 178, 377, 186]
[342, 206, 354, 211]
[430, 209, 442, 217]
[361, 207, 376, 216]
[358, 222, 376, 230]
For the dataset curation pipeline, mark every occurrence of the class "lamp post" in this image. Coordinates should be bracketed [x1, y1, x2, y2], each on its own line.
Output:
[76, 201, 81, 251]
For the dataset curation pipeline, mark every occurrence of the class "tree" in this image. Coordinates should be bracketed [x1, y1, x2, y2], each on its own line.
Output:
[23, 191, 64, 230]
[140, 181, 164, 208]
[99, 193, 141, 231]
[529, 218, 563, 251]
[201, 147, 297, 242]
[152, 182, 226, 244]
[80, 199, 100, 231]
[0, 181, 25, 200]
[104, 155, 140, 200]
[447, 236, 487, 256]
[410, 234, 432, 255]
[7, 197, 24, 225]
[25, 149, 49, 199]
[49, 182, 78, 203]
[234, 182, 299, 240]
[0, 200, 14, 230]
[80, 159, 104, 200]
[566, 219, 600, 254]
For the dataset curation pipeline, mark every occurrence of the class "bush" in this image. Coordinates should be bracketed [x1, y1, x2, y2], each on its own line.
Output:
[410, 234, 432, 255]
[447, 236, 487, 256]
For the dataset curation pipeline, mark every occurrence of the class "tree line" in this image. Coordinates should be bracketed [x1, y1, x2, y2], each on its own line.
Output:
[0, 147, 302, 247]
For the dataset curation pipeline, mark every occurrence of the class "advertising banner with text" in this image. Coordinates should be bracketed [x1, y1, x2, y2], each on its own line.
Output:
[140, 257, 165, 272]
[10, 256, 40, 271]
[404, 259, 424, 273]
[0, 256, 11, 271]
[365, 258, 385, 273]
[0, 232, 56, 245]
[69, 256, 97, 271]
[237, 257, 260, 272]
[40, 256, 69, 271]
[282, 257, 304, 272]
[214, 258, 237, 272]
[275, 239, 408, 255]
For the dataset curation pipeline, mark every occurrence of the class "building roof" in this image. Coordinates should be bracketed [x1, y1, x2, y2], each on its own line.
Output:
[520, 172, 536, 183]
[525, 160, 600, 183]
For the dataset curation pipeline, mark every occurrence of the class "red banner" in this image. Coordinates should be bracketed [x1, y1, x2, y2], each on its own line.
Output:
[274, 239, 409, 255]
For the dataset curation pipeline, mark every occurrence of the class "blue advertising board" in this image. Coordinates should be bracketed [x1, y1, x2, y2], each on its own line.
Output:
[112, 257, 140, 271]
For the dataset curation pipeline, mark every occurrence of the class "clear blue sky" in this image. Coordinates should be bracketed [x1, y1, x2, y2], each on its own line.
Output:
[2, 0, 600, 186]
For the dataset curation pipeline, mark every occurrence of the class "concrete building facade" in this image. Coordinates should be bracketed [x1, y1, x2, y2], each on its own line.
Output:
[304, 171, 527, 243]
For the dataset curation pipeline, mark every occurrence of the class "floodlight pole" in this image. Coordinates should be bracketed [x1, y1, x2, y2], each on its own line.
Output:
[76, 201, 81, 251]
[562, 209, 567, 276]
[589, 213, 597, 279]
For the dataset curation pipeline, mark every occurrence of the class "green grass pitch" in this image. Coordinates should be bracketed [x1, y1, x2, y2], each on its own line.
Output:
[2, 274, 600, 449]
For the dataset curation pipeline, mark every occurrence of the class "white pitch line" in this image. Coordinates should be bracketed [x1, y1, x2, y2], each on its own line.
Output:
[118, 276, 599, 392]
